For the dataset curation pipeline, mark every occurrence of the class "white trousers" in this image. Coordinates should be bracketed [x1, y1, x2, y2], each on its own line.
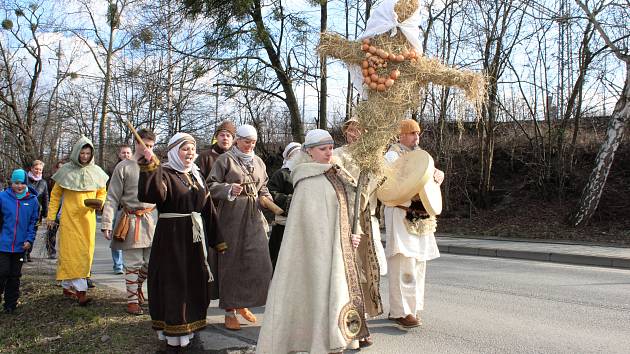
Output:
[387, 253, 426, 318]
[123, 247, 150, 303]
[157, 330, 194, 347]
[370, 216, 388, 275]
[61, 278, 88, 292]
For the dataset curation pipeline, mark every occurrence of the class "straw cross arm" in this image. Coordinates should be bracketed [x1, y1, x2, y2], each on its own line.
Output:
[318, 32, 364, 66]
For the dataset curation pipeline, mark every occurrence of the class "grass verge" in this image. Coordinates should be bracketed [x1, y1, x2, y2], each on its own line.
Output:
[0, 266, 158, 353]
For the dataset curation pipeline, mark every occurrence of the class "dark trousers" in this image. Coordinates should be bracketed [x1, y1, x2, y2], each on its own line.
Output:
[268, 225, 286, 273]
[45, 217, 60, 257]
[0, 251, 24, 310]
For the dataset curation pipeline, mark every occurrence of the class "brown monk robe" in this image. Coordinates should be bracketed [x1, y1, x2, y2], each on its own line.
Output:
[137, 133, 226, 342]
[208, 124, 272, 330]
[196, 121, 236, 300]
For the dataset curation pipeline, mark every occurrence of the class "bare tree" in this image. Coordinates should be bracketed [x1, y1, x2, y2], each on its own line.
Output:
[0, 3, 47, 166]
[570, 0, 629, 226]
[71, 0, 143, 165]
[180, 0, 312, 141]
[466, 0, 529, 207]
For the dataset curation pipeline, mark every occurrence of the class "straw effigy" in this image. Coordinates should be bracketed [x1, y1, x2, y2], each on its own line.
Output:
[318, 0, 487, 176]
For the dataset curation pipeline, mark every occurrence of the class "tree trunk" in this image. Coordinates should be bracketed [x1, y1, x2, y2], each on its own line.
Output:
[570, 61, 629, 226]
[98, 25, 116, 166]
[250, 1, 304, 141]
[319, 0, 328, 129]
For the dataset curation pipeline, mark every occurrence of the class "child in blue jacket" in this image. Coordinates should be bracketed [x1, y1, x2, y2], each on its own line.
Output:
[0, 169, 39, 314]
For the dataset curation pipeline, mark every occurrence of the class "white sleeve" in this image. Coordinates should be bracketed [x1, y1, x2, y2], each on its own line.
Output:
[227, 185, 236, 201]
[384, 151, 400, 163]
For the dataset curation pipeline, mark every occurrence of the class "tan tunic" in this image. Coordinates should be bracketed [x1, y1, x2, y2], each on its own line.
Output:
[209, 149, 272, 309]
[101, 159, 156, 250]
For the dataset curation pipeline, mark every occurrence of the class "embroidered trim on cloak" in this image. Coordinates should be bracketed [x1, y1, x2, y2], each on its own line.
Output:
[359, 210, 383, 316]
[324, 167, 369, 342]
[152, 319, 207, 335]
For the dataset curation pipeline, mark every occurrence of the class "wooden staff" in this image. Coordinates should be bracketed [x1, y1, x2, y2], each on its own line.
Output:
[241, 181, 285, 215]
[352, 171, 368, 234]
[260, 196, 284, 216]
[122, 118, 160, 164]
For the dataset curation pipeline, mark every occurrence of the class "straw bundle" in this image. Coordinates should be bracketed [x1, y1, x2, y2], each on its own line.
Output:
[318, 0, 487, 176]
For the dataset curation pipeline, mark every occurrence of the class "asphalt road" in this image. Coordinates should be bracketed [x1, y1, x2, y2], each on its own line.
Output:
[366, 254, 630, 354]
[32, 231, 630, 353]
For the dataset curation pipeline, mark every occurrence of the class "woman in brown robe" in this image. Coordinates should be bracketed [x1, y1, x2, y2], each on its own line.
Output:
[209, 124, 273, 331]
[138, 132, 226, 348]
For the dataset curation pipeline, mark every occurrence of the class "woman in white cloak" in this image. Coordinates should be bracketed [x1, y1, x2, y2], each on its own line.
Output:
[256, 129, 368, 354]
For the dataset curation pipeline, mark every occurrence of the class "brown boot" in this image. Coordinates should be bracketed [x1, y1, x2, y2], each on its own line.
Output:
[126, 303, 143, 315]
[237, 308, 257, 323]
[224, 312, 241, 330]
[77, 291, 92, 306]
[393, 314, 420, 328]
[63, 288, 77, 300]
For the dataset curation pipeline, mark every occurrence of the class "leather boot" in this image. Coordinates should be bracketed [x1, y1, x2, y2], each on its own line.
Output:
[237, 308, 257, 323]
[63, 288, 77, 299]
[224, 312, 241, 330]
[393, 314, 420, 328]
[77, 291, 92, 306]
[126, 303, 143, 315]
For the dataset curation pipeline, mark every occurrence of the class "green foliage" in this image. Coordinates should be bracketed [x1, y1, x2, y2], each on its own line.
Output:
[181, 0, 254, 20]
[1, 19, 13, 30]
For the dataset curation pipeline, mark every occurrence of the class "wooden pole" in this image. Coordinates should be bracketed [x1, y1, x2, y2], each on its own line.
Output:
[121, 118, 160, 164]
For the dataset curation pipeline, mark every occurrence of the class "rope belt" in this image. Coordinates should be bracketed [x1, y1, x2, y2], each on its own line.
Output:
[158, 212, 213, 282]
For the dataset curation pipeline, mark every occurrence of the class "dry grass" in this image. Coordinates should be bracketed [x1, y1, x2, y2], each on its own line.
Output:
[0, 267, 159, 353]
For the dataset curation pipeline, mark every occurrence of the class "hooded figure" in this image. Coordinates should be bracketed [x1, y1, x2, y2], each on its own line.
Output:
[257, 130, 370, 353]
[47, 136, 108, 306]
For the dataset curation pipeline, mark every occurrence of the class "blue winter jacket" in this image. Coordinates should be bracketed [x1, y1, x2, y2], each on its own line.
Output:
[0, 186, 39, 253]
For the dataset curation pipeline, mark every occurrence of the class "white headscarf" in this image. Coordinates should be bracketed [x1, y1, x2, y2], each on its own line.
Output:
[349, 0, 424, 95]
[163, 132, 205, 187]
[281, 142, 302, 170]
[231, 124, 258, 169]
[236, 124, 258, 140]
[303, 129, 334, 149]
